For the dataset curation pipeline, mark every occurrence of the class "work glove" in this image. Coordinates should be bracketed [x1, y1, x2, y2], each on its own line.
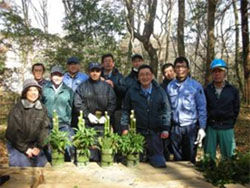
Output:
[88, 113, 99, 124]
[160, 131, 169, 139]
[98, 116, 106, 124]
[194, 128, 206, 147]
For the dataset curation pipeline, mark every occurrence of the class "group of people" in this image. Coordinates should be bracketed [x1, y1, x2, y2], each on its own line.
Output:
[5, 53, 240, 169]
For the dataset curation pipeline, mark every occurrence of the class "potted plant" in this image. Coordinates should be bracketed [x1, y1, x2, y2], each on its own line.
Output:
[119, 110, 145, 167]
[98, 112, 120, 167]
[73, 111, 97, 166]
[47, 111, 72, 166]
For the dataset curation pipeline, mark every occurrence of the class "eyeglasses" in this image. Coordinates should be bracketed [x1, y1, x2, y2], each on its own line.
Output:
[175, 65, 188, 69]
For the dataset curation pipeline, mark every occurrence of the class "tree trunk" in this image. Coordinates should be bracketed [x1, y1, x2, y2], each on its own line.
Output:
[124, 0, 159, 76]
[165, 0, 173, 63]
[205, 0, 217, 85]
[177, 0, 185, 56]
[241, 0, 250, 105]
[233, 0, 244, 100]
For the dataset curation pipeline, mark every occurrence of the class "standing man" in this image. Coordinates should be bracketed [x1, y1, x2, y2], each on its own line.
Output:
[122, 54, 144, 94]
[121, 64, 171, 168]
[101, 53, 124, 134]
[42, 65, 74, 162]
[74, 62, 116, 161]
[160, 63, 176, 160]
[167, 56, 207, 163]
[32, 63, 49, 87]
[160, 63, 176, 91]
[204, 59, 240, 160]
[63, 56, 88, 92]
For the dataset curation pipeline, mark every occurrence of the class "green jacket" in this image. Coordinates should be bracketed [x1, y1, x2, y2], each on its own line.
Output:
[6, 99, 50, 153]
[42, 82, 74, 125]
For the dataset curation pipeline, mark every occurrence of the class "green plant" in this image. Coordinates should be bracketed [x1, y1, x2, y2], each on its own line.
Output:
[119, 110, 144, 155]
[98, 112, 120, 153]
[46, 111, 71, 154]
[196, 151, 250, 187]
[119, 133, 144, 155]
[73, 111, 97, 157]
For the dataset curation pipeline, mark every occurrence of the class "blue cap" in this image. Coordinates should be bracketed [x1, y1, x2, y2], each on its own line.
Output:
[67, 56, 80, 64]
[88, 62, 101, 70]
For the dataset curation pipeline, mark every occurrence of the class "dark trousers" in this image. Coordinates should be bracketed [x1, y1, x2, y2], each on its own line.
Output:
[112, 110, 122, 135]
[170, 123, 197, 163]
[87, 124, 104, 162]
[140, 130, 166, 167]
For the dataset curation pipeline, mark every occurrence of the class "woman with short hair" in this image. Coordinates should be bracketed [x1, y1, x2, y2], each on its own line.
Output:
[5, 78, 49, 167]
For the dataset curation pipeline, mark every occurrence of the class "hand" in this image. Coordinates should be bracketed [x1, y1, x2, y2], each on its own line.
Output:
[88, 113, 99, 124]
[26, 148, 33, 158]
[32, 147, 40, 156]
[160, 131, 169, 139]
[122, 130, 128, 135]
[98, 116, 106, 124]
[194, 128, 206, 147]
[105, 80, 114, 87]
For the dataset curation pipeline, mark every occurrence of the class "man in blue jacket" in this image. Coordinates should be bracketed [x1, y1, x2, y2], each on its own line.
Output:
[167, 56, 207, 163]
[121, 64, 171, 168]
[63, 56, 88, 92]
[204, 59, 240, 160]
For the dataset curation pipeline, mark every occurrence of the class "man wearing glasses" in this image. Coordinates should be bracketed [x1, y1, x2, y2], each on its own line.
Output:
[167, 56, 207, 163]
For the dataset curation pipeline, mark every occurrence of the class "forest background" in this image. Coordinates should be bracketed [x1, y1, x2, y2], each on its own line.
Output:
[0, 0, 249, 105]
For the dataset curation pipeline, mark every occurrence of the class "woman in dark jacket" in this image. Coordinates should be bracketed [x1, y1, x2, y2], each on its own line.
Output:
[5, 78, 49, 167]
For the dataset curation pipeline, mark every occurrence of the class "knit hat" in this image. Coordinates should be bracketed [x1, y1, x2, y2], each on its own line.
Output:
[22, 79, 41, 97]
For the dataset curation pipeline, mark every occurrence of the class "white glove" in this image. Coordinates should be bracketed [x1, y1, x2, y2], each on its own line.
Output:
[194, 128, 206, 147]
[98, 116, 106, 124]
[88, 113, 99, 124]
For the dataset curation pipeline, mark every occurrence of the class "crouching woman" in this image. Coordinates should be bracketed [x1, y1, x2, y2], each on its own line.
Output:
[5, 78, 50, 167]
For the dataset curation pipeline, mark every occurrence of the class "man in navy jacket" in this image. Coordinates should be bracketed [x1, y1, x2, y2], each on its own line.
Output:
[121, 64, 171, 168]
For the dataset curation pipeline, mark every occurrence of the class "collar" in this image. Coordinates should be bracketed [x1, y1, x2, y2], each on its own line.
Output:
[65, 72, 80, 79]
[172, 77, 189, 88]
[141, 83, 152, 94]
[213, 81, 226, 89]
[21, 99, 42, 109]
[52, 83, 63, 92]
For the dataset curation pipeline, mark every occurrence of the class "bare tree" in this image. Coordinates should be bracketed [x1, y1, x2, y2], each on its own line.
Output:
[205, 0, 218, 85]
[241, 0, 250, 105]
[233, 0, 244, 98]
[124, 0, 159, 75]
[177, 0, 185, 56]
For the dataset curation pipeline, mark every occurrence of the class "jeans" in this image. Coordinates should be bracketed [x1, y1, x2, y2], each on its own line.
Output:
[7, 142, 47, 167]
